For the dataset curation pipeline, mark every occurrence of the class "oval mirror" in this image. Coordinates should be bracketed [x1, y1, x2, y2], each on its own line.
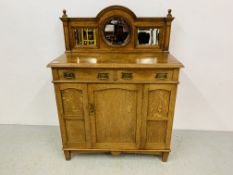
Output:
[103, 16, 131, 46]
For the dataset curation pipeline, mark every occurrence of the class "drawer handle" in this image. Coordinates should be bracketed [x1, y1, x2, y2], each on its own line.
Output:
[122, 72, 133, 80]
[63, 72, 75, 79]
[97, 72, 109, 80]
[155, 73, 168, 80]
[89, 104, 95, 113]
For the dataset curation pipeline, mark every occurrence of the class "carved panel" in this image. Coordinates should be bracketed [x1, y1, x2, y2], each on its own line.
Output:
[148, 89, 170, 119]
[61, 89, 84, 117]
[94, 88, 137, 143]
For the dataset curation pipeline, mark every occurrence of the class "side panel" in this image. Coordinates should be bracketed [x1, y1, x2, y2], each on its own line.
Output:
[141, 84, 177, 149]
[54, 83, 91, 148]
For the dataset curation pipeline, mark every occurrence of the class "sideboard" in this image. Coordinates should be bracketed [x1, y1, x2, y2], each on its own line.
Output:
[47, 5, 184, 161]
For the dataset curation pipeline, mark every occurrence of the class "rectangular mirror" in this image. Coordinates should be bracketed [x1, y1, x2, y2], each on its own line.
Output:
[74, 28, 97, 46]
[137, 28, 160, 46]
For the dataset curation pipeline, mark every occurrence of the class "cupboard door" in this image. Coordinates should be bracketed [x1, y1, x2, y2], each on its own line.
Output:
[88, 84, 142, 149]
[141, 84, 177, 149]
[54, 84, 91, 148]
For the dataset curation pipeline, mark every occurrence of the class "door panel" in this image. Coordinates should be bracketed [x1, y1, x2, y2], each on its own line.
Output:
[55, 84, 91, 148]
[146, 121, 167, 143]
[148, 89, 170, 120]
[142, 84, 177, 149]
[65, 120, 86, 143]
[88, 84, 142, 149]
[61, 88, 84, 117]
[95, 89, 137, 143]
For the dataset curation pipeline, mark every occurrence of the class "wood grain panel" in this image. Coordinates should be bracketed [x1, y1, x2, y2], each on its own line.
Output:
[95, 88, 137, 143]
[61, 88, 84, 117]
[146, 121, 167, 143]
[66, 120, 86, 143]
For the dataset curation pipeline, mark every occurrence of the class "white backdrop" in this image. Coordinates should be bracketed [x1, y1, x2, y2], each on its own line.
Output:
[0, 0, 233, 131]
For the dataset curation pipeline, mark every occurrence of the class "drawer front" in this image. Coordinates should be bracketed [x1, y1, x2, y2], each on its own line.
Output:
[117, 69, 173, 82]
[58, 69, 114, 81]
[57, 68, 174, 82]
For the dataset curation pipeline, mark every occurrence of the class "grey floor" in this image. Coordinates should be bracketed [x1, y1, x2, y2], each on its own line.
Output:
[0, 125, 232, 175]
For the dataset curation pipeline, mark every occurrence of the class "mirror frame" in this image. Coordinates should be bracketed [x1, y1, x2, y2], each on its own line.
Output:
[101, 16, 132, 47]
[135, 26, 164, 49]
[73, 27, 98, 48]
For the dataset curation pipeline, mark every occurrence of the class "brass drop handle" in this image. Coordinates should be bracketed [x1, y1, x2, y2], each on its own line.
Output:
[97, 72, 109, 80]
[155, 73, 168, 80]
[63, 72, 75, 79]
[89, 104, 95, 113]
[122, 72, 133, 80]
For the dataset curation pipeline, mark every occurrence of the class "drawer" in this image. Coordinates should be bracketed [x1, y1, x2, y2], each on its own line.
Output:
[117, 69, 173, 82]
[58, 69, 114, 81]
[57, 68, 174, 82]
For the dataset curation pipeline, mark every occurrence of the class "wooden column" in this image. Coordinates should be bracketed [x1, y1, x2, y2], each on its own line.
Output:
[60, 10, 71, 51]
[164, 9, 174, 51]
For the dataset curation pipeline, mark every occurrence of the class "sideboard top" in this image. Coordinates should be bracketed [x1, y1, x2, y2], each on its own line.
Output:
[48, 6, 183, 69]
[47, 52, 183, 68]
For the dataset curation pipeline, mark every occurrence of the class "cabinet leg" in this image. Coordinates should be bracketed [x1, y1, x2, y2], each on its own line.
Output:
[111, 151, 121, 156]
[64, 150, 71, 160]
[162, 152, 169, 162]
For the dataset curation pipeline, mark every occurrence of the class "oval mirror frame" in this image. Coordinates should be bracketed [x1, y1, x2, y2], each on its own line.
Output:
[102, 16, 131, 47]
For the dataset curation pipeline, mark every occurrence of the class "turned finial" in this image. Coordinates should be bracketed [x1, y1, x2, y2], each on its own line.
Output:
[62, 9, 68, 18]
[167, 9, 172, 18]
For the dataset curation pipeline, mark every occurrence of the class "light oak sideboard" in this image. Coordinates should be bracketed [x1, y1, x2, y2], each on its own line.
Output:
[47, 5, 183, 161]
